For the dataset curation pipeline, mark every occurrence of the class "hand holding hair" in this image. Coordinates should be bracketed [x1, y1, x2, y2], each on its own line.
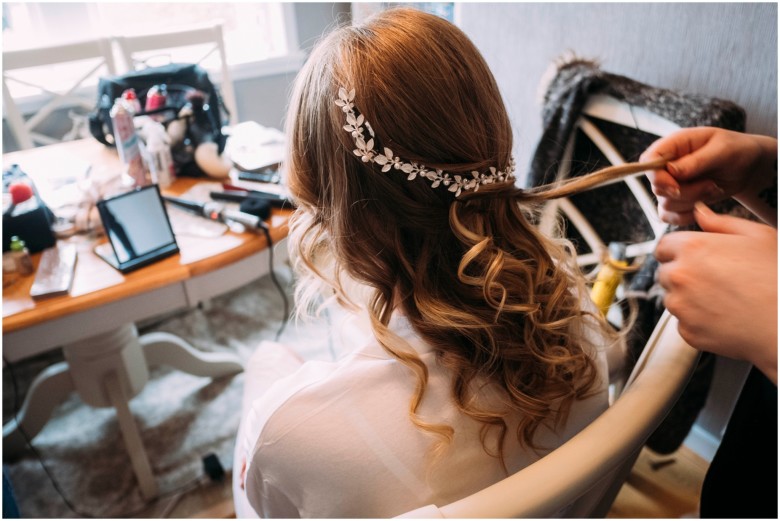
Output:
[522, 157, 669, 202]
[655, 202, 777, 384]
[640, 127, 778, 226]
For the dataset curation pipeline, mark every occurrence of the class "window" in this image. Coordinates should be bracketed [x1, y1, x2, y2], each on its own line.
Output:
[2, 3, 298, 106]
[3, 3, 293, 63]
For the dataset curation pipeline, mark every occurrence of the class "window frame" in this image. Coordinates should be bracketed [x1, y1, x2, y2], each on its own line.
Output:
[2, 2, 305, 118]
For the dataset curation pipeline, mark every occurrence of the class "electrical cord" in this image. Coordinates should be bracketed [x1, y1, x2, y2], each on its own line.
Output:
[2, 355, 210, 518]
[139, 220, 290, 340]
[259, 224, 290, 342]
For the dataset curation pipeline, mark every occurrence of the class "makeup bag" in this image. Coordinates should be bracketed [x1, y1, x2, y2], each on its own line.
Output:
[87, 63, 228, 176]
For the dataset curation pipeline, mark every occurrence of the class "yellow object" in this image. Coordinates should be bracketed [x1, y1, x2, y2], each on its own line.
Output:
[591, 243, 629, 317]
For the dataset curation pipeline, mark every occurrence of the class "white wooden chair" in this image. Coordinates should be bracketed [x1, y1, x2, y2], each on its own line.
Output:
[536, 94, 680, 269]
[113, 22, 239, 126]
[3, 37, 117, 150]
[398, 309, 699, 518]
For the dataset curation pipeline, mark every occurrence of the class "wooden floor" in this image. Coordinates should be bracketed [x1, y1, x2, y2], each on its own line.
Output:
[609, 445, 708, 518]
[132, 476, 235, 518]
[151, 444, 707, 518]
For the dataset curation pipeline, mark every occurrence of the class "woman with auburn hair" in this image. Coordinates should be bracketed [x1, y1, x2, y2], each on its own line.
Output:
[233, 8, 664, 518]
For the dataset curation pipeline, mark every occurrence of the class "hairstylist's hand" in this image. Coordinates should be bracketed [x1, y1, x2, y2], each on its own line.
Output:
[655, 202, 777, 384]
[640, 127, 777, 226]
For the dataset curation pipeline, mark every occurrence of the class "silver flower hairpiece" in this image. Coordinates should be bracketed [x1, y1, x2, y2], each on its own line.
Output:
[335, 87, 515, 197]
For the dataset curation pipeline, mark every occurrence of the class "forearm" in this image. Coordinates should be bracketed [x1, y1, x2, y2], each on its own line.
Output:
[734, 135, 778, 227]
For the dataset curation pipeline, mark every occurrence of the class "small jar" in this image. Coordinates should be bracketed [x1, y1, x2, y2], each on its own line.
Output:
[9, 236, 34, 276]
[2, 251, 18, 274]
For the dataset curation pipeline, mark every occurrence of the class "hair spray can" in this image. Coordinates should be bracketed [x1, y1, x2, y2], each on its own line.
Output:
[110, 98, 150, 188]
[145, 84, 168, 122]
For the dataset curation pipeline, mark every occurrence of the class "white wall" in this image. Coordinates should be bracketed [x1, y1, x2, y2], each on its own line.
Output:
[234, 3, 351, 129]
[457, 2, 778, 183]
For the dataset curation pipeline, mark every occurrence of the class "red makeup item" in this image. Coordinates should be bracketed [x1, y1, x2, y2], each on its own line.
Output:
[8, 182, 34, 205]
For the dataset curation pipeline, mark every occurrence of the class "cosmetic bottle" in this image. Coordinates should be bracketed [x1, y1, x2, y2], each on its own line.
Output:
[591, 242, 628, 317]
[111, 97, 150, 188]
[9, 236, 34, 276]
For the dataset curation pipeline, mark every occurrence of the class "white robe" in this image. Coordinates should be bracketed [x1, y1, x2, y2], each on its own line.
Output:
[233, 312, 610, 518]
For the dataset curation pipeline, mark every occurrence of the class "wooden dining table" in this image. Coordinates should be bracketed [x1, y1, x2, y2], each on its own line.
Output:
[2, 138, 291, 499]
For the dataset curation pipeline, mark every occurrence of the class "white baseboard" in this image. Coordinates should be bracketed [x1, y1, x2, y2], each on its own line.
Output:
[683, 424, 721, 463]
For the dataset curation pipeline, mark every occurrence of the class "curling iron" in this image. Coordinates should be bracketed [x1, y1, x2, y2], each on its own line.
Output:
[162, 195, 265, 230]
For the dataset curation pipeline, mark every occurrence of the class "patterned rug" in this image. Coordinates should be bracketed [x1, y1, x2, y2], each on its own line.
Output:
[2, 266, 335, 518]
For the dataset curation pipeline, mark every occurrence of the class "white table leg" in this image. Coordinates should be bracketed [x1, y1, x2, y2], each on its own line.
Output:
[104, 370, 159, 500]
[3, 361, 75, 455]
[3, 323, 242, 497]
[141, 332, 244, 377]
[63, 324, 150, 408]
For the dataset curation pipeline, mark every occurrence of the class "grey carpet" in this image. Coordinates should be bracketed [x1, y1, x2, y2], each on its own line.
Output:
[3, 266, 334, 518]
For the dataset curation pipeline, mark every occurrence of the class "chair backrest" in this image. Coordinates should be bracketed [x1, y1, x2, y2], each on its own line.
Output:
[397, 309, 699, 518]
[113, 22, 239, 126]
[3, 37, 117, 150]
[536, 94, 679, 270]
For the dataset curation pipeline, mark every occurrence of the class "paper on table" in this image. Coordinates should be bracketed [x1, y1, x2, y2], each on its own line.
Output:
[224, 121, 285, 172]
[165, 186, 229, 239]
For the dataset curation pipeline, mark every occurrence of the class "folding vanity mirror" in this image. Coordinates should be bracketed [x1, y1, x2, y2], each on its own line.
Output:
[95, 184, 179, 273]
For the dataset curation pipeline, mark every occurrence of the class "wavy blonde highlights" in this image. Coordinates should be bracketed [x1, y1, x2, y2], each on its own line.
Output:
[285, 8, 664, 469]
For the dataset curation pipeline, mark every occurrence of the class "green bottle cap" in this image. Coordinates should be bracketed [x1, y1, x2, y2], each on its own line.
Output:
[9, 236, 25, 251]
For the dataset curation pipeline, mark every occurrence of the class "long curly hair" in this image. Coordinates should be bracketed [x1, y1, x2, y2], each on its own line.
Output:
[284, 8, 664, 468]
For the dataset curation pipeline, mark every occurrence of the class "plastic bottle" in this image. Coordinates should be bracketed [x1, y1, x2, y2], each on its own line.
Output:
[590, 242, 629, 317]
[110, 97, 150, 188]
[9, 236, 34, 276]
[145, 84, 168, 122]
[139, 119, 176, 188]
[121, 88, 143, 114]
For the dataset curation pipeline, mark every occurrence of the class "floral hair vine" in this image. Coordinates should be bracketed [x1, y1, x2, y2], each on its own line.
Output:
[335, 87, 515, 197]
